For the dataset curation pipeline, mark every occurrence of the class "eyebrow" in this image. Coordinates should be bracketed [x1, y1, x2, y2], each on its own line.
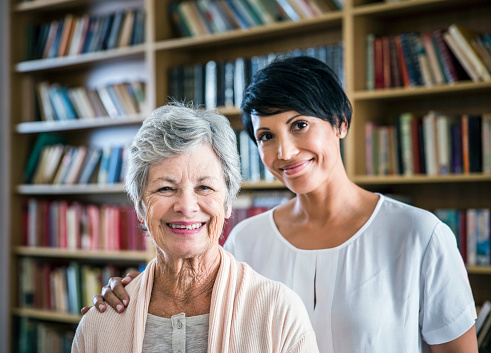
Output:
[151, 176, 217, 184]
[255, 114, 303, 132]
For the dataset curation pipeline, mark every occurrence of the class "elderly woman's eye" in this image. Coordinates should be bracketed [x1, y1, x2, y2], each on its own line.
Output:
[198, 185, 212, 191]
[158, 186, 172, 192]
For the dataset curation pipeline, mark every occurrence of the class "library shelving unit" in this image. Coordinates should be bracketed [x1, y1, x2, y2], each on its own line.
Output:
[6, 0, 491, 351]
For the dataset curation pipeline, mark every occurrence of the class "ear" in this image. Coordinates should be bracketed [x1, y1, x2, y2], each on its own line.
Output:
[336, 121, 348, 139]
[225, 206, 232, 219]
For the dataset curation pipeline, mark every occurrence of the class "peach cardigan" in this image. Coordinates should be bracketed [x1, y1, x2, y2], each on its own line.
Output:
[72, 248, 319, 353]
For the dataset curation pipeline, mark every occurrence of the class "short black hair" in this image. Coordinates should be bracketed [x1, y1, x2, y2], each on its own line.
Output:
[241, 55, 352, 142]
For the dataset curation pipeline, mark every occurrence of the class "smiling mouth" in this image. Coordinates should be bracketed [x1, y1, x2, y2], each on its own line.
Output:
[167, 223, 205, 230]
[279, 159, 312, 175]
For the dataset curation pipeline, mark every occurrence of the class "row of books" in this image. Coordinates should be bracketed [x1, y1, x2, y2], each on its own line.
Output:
[170, 0, 342, 37]
[26, 134, 130, 185]
[222, 191, 292, 243]
[18, 259, 143, 314]
[23, 199, 147, 251]
[365, 112, 491, 176]
[366, 24, 491, 90]
[26, 8, 145, 61]
[434, 208, 490, 266]
[477, 300, 491, 351]
[35, 80, 146, 122]
[15, 317, 75, 353]
[168, 43, 344, 109]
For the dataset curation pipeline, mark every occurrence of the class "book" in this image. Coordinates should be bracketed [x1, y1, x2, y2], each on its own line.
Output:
[476, 209, 490, 266]
[63, 146, 88, 184]
[461, 114, 483, 173]
[106, 146, 123, 184]
[431, 28, 469, 83]
[443, 30, 480, 82]
[57, 14, 76, 57]
[422, 31, 445, 85]
[396, 112, 414, 176]
[24, 133, 66, 184]
[483, 114, 491, 174]
[435, 113, 451, 175]
[365, 33, 375, 90]
[422, 111, 438, 176]
[205, 60, 217, 109]
[448, 24, 491, 82]
[106, 11, 125, 50]
[97, 145, 113, 184]
[118, 10, 136, 47]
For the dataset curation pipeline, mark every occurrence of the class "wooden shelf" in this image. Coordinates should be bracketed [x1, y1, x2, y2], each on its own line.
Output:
[241, 180, 286, 189]
[352, 81, 491, 100]
[17, 183, 126, 195]
[467, 266, 491, 275]
[154, 12, 343, 52]
[15, 45, 147, 73]
[16, 114, 147, 134]
[12, 308, 81, 324]
[14, 246, 150, 261]
[353, 173, 491, 185]
[352, 0, 488, 16]
[16, 181, 287, 194]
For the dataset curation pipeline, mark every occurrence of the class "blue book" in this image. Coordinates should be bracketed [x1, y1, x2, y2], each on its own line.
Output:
[107, 146, 123, 184]
[106, 11, 125, 50]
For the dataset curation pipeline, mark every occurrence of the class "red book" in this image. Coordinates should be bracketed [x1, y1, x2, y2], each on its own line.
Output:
[382, 36, 391, 88]
[459, 210, 467, 263]
[373, 37, 385, 89]
[394, 35, 410, 88]
[87, 204, 100, 250]
[58, 200, 68, 249]
[411, 117, 422, 174]
[42, 264, 51, 310]
[119, 206, 128, 250]
[461, 114, 470, 173]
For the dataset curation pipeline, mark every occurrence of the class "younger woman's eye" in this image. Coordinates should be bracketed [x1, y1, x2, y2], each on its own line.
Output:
[292, 121, 308, 131]
[257, 132, 273, 142]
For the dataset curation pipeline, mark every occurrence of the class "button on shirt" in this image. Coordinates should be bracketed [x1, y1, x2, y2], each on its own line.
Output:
[142, 312, 209, 353]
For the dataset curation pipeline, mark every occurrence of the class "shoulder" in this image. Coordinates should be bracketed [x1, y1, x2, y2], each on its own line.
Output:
[231, 208, 273, 234]
[224, 208, 275, 250]
[75, 271, 144, 335]
[377, 194, 443, 235]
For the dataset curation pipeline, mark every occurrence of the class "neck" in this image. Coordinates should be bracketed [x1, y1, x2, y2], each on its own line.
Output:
[153, 248, 221, 307]
[294, 170, 363, 223]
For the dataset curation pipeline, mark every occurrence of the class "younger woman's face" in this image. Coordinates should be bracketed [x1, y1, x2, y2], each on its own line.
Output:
[252, 111, 346, 195]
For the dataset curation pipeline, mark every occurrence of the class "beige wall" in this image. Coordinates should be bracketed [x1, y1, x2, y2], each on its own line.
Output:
[0, 0, 11, 351]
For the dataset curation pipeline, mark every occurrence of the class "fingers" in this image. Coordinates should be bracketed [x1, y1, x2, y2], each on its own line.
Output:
[103, 280, 128, 313]
[122, 271, 139, 285]
[92, 294, 107, 312]
[81, 306, 92, 315]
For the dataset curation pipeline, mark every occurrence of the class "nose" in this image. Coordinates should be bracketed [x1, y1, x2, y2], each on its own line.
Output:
[277, 137, 297, 160]
[173, 189, 199, 215]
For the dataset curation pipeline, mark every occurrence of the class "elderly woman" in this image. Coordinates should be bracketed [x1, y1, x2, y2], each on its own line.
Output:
[72, 103, 318, 353]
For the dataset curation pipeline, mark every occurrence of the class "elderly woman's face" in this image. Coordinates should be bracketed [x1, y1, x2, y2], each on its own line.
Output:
[142, 143, 230, 259]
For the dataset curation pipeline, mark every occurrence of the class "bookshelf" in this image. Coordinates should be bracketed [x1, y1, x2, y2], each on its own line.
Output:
[6, 0, 491, 351]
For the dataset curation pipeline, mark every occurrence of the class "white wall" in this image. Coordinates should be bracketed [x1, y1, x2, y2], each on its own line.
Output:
[0, 0, 11, 351]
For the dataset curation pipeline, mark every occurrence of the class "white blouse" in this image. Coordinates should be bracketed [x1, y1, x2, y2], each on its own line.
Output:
[224, 194, 476, 353]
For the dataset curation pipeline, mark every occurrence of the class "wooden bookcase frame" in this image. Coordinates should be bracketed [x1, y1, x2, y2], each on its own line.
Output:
[6, 0, 491, 351]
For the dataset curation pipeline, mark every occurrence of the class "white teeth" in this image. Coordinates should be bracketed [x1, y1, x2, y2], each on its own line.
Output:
[168, 223, 203, 230]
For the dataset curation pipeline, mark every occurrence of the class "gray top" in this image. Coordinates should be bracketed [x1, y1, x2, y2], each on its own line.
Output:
[142, 312, 210, 353]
